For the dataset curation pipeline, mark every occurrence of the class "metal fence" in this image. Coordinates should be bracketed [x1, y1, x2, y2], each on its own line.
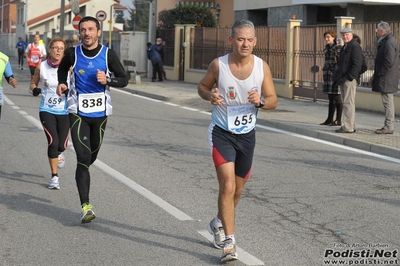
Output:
[156, 28, 175, 67]
[188, 26, 287, 79]
[292, 21, 400, 101]
[292, 25, 335, 100]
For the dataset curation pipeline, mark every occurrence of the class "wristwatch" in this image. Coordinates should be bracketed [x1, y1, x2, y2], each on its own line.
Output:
[107, 77, 112, 83]
[256, 97, 265, 108]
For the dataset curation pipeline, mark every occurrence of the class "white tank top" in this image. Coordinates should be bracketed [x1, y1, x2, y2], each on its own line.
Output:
[211, 54, 264, 134]
[39, 61, 68, 115]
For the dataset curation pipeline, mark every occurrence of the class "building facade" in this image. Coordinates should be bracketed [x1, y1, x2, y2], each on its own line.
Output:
[9, 0, 124, 39]
[234, 0, 400, 26]
[0, 0, 17, 33]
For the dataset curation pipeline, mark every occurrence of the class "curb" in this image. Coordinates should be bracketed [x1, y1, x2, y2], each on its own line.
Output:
[263, 119, 400, 159]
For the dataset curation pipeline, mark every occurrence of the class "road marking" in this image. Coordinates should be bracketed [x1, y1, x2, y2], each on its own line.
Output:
[256, 124, 400, 163]
[116, 89, 400, 164]
[9, 89, 398, 266]
[93, 160, 193, 221]
[198, 230, 265, 266]
[180, 106, 199, 111]
[5, 94, 193, 221]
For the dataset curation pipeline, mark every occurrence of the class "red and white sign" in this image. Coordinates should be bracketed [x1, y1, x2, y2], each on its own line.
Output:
[72, 15, 82, 30]
[96, 10, 107, 22]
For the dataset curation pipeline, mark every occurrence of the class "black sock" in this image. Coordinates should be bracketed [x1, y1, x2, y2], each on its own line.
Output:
[52, 173, 58, 177]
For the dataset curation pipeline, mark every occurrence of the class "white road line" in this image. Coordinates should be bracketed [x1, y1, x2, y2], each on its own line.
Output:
[164, 102, 180, 107]
[10, 88, 396, 266]
[93, 160, 193, 221]
[198, 230, 265, 266]
[129, 92, 162, 102]
[256, 124, 400, 163]
[5, 95, 43, 129]
[6, 93, 193, 221]
[116, 89, 400, 164]
[180, 106, 199, 111]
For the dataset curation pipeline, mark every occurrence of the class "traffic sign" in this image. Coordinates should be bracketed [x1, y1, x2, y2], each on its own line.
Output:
[96, 10, 107, 22]
[72, 15, 81, 30]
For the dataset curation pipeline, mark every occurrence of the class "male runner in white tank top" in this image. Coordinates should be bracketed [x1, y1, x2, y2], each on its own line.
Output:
[198, 19, 278, 263]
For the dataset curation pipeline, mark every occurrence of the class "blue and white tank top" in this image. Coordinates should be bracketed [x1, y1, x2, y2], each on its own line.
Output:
[211, 54, 264, 134]
[39, 61, 68, 115]
[68, 45, 112, 117]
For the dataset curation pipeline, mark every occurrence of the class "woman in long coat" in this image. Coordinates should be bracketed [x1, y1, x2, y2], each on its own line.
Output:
[320, 30, 343, 126]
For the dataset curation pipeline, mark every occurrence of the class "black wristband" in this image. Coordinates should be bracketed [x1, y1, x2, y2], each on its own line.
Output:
[32, 87, 41, 97]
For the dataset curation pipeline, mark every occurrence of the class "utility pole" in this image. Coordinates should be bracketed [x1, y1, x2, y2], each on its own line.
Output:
[24, 0, 28, 41]
[148, 0, 155, 43]
[60, 0, 65, 38]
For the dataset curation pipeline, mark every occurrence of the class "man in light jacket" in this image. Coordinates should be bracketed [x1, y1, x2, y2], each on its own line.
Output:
[333, 27, 363, 133]
[372, 21, 399, 134]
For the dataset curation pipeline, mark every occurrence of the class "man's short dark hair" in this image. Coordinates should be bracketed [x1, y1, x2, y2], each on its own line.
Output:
[231, 20, 255, 37]
[79, 16, 100, 30]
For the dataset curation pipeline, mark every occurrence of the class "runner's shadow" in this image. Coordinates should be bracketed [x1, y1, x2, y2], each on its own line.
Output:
[0, 192, 221, 265]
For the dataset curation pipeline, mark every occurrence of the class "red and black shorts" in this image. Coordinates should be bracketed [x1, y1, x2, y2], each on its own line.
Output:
[208, 123, 255, 179]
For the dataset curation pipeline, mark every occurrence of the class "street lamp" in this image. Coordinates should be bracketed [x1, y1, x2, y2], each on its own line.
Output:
[133, 8, 136, 34]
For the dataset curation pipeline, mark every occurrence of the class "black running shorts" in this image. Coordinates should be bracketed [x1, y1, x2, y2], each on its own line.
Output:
[209, 124, 255, 178]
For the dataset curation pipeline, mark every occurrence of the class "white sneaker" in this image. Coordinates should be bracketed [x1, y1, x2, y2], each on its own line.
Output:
[48, 176, 60, 189]
[207, 218, 225, 249]
[58, 152, 65, 169]
[221, 238, 238, 262]
[28, 88, 32, 94]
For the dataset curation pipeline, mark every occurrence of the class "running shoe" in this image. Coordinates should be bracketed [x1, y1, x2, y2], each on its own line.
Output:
[57, 152, 65, 169]
[81, 203, 96, 223]
[48, 176, 60, 190]
[207, 218, 225, 249]
[221, 238, 238, 263]
[28, 88, 32, 94]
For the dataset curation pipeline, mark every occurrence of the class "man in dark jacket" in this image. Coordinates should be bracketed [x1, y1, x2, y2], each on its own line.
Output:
[333, 27, 363, 133]
[372, 21, 399, 134]
[154, 38, 167, 80]
[147, 42, 163, 82]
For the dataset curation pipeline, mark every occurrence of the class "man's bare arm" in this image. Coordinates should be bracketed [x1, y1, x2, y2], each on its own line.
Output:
[260, 61, 278, 110]
[198, 59, 223, 105]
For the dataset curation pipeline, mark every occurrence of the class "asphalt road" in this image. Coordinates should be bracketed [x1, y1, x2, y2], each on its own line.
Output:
[0, 69, 399, 266]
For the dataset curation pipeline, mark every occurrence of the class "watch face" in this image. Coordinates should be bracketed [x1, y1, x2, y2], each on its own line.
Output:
[107, 78, 111, 82]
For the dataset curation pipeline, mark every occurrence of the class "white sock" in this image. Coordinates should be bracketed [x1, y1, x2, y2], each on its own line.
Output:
[213, 217, 222, 228]
[225, 234, 235, 243]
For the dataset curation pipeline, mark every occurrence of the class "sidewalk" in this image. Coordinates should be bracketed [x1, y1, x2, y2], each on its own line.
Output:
[125, 78, 400, 159]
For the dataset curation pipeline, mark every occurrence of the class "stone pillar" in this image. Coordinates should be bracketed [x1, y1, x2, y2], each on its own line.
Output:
[285, 18, 302, 98]
[172, 24, 185, 81]
[335, 16, 355, 45]
[183, 24, 196, 83]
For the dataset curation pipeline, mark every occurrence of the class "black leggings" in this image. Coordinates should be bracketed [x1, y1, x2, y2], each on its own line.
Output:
[327, 94, 343, 122]
[29, 66, 36, 77]
[39, 112, 70, 158]
[69, 113, 108, 205]
[18, 50, 24, 67]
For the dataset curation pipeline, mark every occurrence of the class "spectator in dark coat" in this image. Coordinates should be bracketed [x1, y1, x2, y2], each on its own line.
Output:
[333, 27, 363, 133]
[320, 30, 342, 126]
[147, 42, 163, 82]
[372, 21, 399, 134]
[154, 38, 167, 80]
